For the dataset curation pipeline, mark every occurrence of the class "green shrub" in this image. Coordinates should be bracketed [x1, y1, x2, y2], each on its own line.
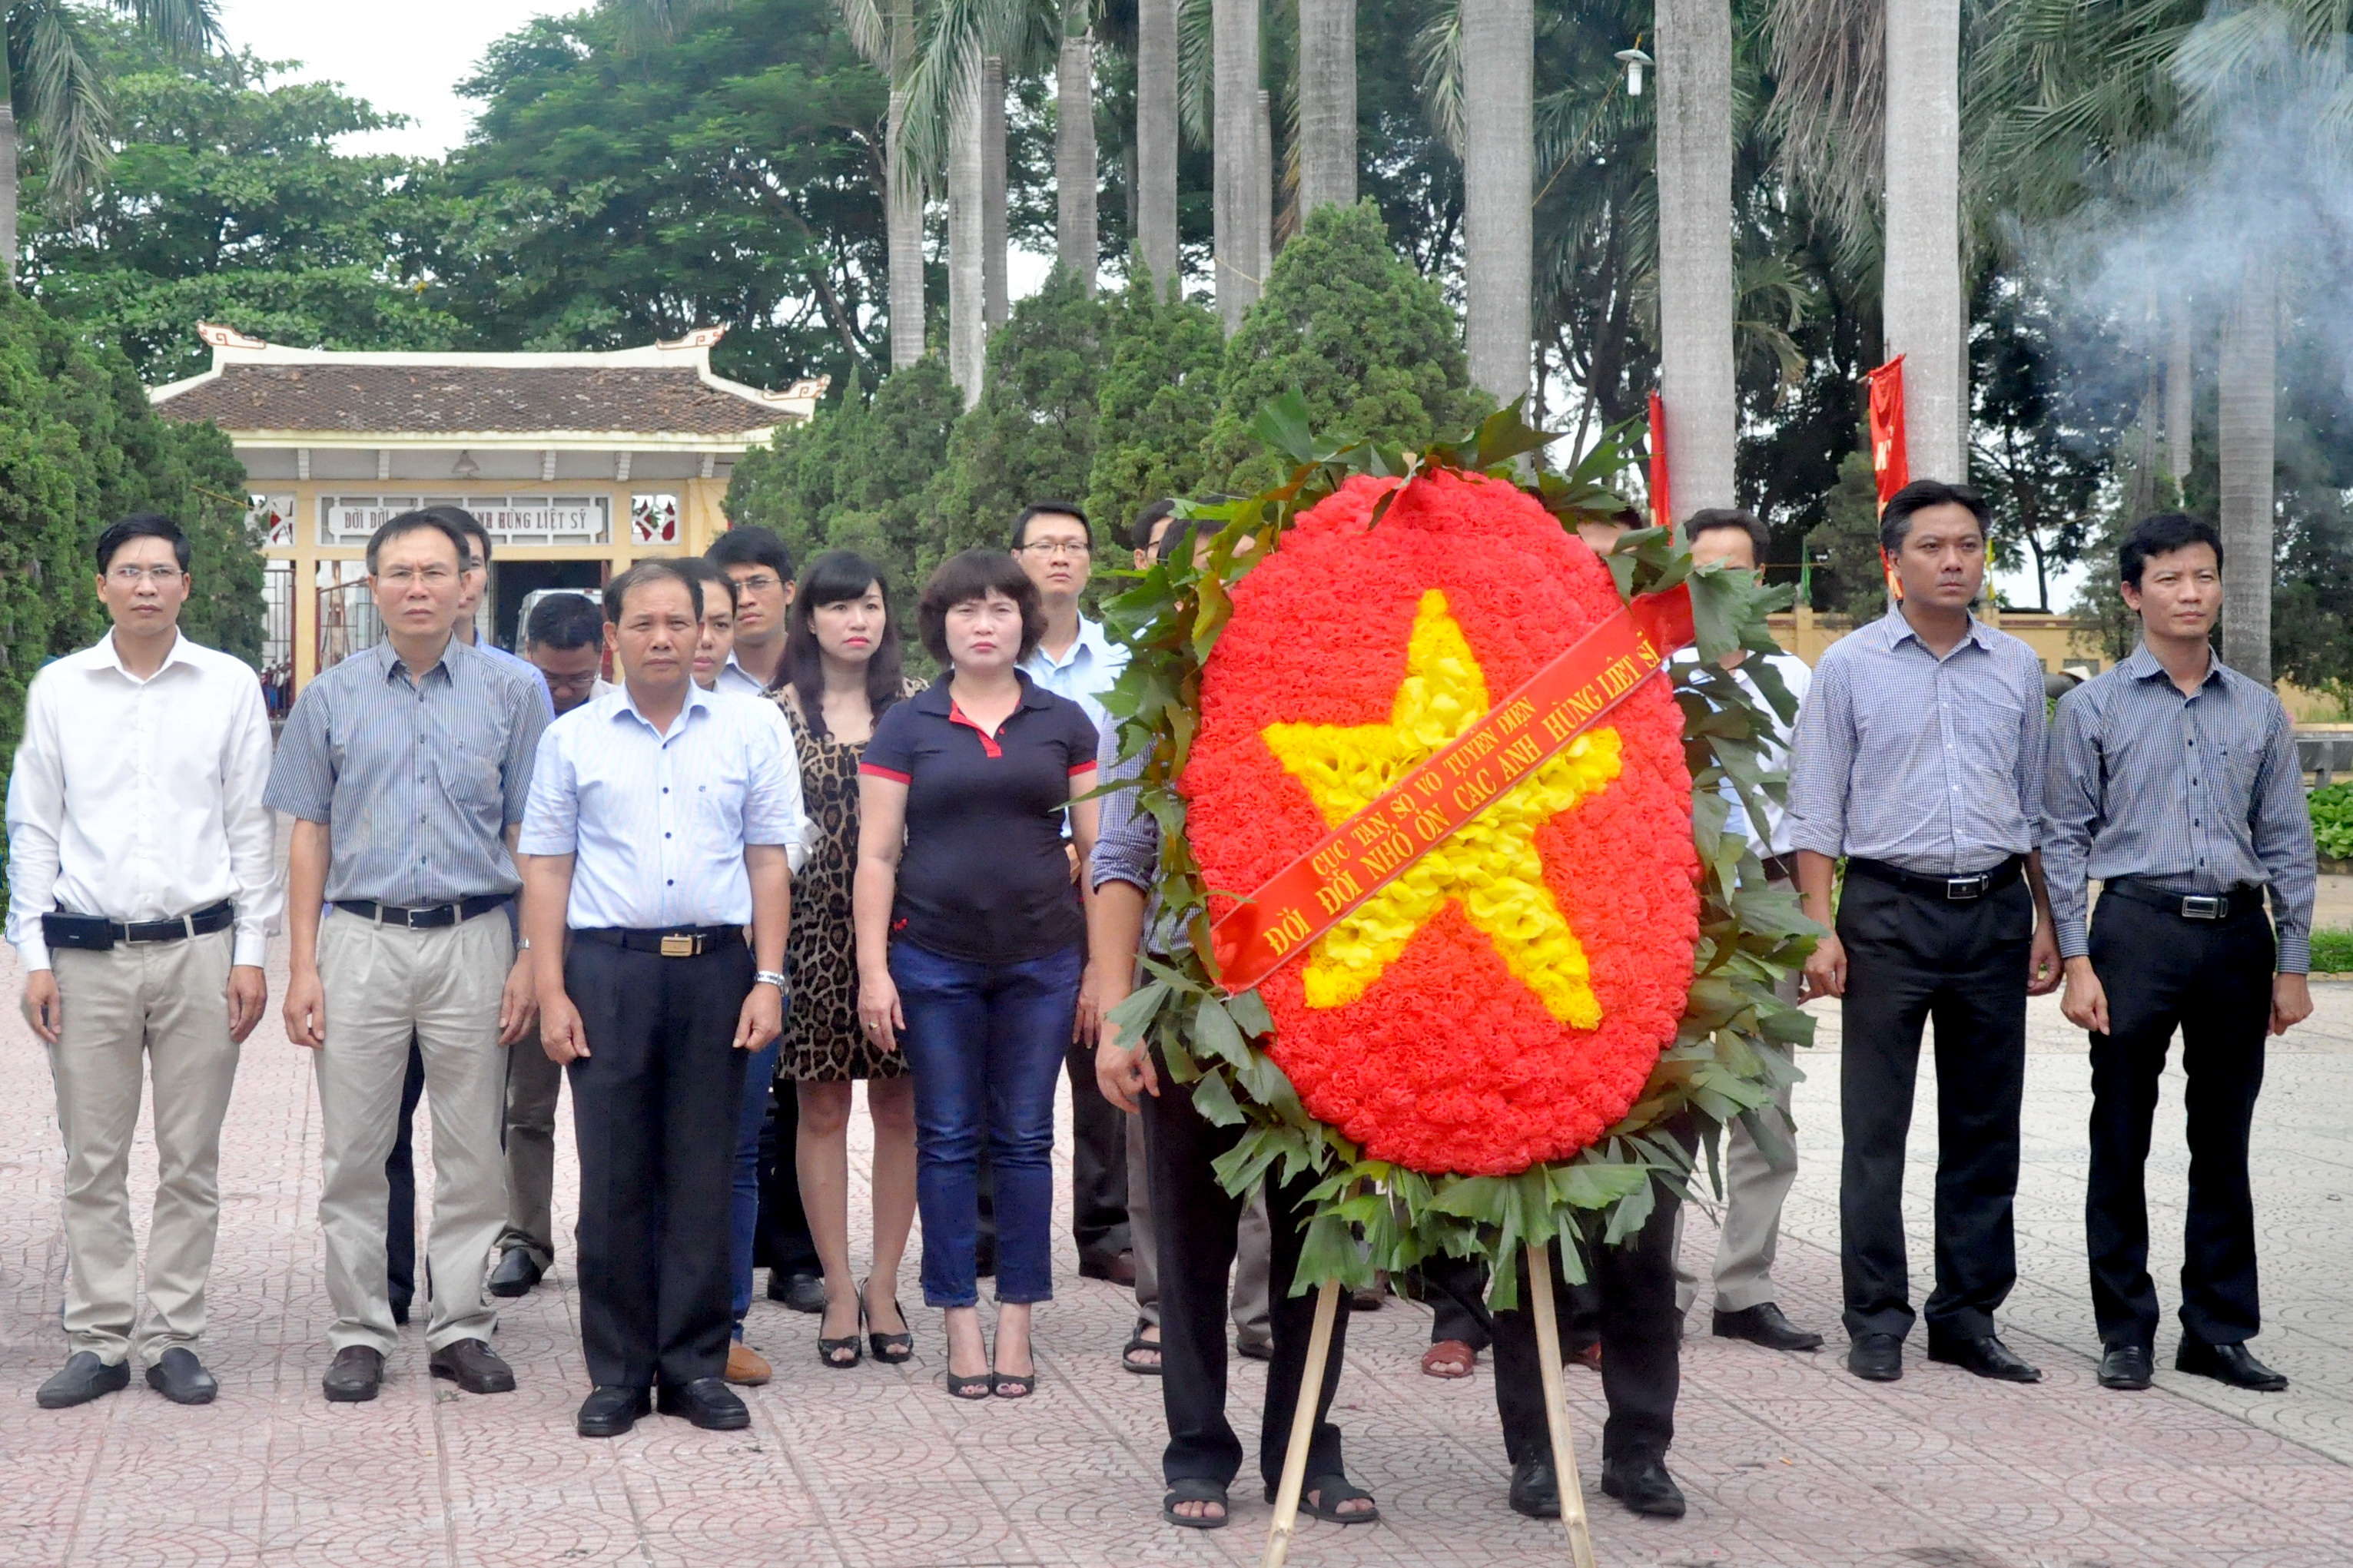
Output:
[2309, 929, 2353, 975]
[2310, 782, 2353, 862]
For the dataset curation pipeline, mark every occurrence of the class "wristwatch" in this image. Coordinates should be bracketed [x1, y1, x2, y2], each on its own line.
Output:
[754, 970, 789, 991]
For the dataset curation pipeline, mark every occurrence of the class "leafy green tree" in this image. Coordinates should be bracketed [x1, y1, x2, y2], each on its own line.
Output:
[1084, 267, 1222, 540]
[1201, 201, 1478, 493]
[1802, 449, 1883, 618]
[924, 271, 1103, 562]
[25, 34, 457, 382]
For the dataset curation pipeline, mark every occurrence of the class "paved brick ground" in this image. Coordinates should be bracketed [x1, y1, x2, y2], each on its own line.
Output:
[4, 929, 2351, 1568]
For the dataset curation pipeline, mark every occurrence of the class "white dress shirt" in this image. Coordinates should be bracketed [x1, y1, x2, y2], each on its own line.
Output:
[1020, 616, 1129, 730]
[5, 632, 282, 970]
[519, 683, 808, 930]
[715, 654, 773, 698]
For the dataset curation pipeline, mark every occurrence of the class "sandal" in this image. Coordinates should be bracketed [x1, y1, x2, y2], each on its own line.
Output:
[863, 1278, 914, 1364]
[817, 1298, 863, 1369]
[1422, 1338, 1477, 1379]
[1163, 1477, 1230, 1530]
[1265, 1474, 1379, 1525]
[941, 1367, 994, 1400]
[1123, 1318, 1163, 1376]
[991, 1361, 1036, 1399]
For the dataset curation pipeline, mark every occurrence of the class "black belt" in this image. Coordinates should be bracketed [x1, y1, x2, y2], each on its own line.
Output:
[44, 900, 234, 948]
[573, 924, 745, 958]
[334, 895, 511, 929]
[1758, 853, 1797, 886]
[2101, 878, 2264, 923]
[1847, 855, 2024, 902]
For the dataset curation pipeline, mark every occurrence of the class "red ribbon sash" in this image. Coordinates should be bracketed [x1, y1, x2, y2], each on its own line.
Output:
[1208, 585, 1697, 994]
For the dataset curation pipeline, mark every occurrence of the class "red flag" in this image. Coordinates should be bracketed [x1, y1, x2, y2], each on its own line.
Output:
[1865, 356, 1910, 600]
[1647, 390, 1671, 534]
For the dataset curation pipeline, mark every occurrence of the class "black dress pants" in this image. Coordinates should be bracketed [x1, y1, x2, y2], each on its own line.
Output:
[2085, 895, 2273, 1351]
[383, 1038, 427, 1314]
[1492, 1174, 1682, 1468]
[1142, 1053, 1350, 1490]
[755, 1078, 821, 1279]
[565, 940, 752, 1389]
[1837, 871, 2030, 1342]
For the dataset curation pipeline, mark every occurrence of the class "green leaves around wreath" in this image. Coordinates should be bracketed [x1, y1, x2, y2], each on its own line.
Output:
[1096, 395, 1818, 1301]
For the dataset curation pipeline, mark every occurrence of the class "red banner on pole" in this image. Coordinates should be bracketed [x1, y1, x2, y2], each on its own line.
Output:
[1647, 390, 1672, 534]
[1208, 585, 1698, 995]
[1865, 356, 1910, 600]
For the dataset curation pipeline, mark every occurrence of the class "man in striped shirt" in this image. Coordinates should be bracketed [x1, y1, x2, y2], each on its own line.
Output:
[2043, 512, 2315, 1396]
[1787, 479, 2062, 1387]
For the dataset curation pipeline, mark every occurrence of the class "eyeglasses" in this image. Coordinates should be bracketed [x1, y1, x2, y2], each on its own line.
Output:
[378, 565, 458, 587]
[108, 565, 184, 585]
[1017, 541, 1092, 559]
[732, 574, 783, 595]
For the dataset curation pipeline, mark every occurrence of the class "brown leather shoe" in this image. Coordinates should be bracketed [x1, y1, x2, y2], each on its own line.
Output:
[725, 1341, 772, 1386]
[428, 1338, 516, 1395]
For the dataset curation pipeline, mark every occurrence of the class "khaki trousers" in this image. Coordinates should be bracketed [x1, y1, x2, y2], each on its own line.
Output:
[1675, 1039, 1801, 1316]
[496, 1033, 562, 1268]
[313, 910, 511, 1354]
[48, 930, 240, 1364]
[1127, 1111, 1272, 1344]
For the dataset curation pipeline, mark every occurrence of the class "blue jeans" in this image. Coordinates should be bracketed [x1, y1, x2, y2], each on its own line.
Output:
[730, 1038, 782, 1339]
[890, 940, 1083, 1308]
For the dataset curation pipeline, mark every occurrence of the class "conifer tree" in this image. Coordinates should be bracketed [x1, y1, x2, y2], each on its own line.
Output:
[1086, 268, 1224, 543]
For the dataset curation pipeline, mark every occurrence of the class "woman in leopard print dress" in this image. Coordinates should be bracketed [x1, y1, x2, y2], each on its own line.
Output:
[776, 552, 922, 1367]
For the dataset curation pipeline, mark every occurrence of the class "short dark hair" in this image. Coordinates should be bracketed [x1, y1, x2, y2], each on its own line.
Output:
[423, 505, 491, 566]
[524, 592, 605, 650]
[706, 524, 795, 582]
[1011, 501, 1090, 552]
[604, 559, 704, 623]
[1130, 499, 1179, 553]
[783, 551, 908, 741]
[2119, 512, 2224, 588]
[95, 513, 191, 573]
[918, 549, 1045, 665]
[1879, 479, 1990, 556]
[1683, 506, 1770, 562]
[674, 555, 740, 615]
[367, 509, 470, 575]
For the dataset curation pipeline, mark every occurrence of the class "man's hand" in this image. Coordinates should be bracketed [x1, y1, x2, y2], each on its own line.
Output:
[2027, 921, 2063, 996]
[22, 972, 61, 1044]
[2272, 973, 2314, 1037]
[1075, 964, 1107, 1046]
[1802, 931, 1848, 999]
[284, 968, 327, 1049]
[228, 966, 268, 1044]
[539, 990, 589, 1063]
[1095, 1033, 1159, 1113]
[2059, 956, 2109, 1036]
[497, 953, 539, 1046]
[735, 982, 784, 1053]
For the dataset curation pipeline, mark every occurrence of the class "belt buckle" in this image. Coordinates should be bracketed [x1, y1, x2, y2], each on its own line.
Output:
[2182, 895, 2224, 920]
[1945, 875, 1986, 901]
[659, 933, 699, 958]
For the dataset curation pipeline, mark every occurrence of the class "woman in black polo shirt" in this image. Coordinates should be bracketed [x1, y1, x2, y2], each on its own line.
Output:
[855, 549, 1100, 1401]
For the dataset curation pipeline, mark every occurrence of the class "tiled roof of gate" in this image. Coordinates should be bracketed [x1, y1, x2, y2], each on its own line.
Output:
[154, 363, 786, 436]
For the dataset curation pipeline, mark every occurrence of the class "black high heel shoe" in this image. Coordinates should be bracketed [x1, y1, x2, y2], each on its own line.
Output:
[816, 1296, 863, 1370]
[863, 1278, 914, 1364]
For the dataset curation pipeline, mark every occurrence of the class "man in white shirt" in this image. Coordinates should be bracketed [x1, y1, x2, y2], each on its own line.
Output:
[706, 524, 795, 697]
[520, 560, 805, 1437]
[1671, 508, 1825, 1354]
[1011, 501, 1135, 1283]
[6, 514, 281, 1410]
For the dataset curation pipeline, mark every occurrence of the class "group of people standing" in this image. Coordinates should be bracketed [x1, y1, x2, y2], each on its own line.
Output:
[6, 476, 2317, 1530]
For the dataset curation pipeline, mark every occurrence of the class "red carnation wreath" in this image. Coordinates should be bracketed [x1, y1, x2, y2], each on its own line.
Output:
[1182, 470, 1700, 1176]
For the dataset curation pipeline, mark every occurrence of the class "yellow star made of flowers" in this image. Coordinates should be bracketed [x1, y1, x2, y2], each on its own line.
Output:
[1260, 589, 1624, 1029]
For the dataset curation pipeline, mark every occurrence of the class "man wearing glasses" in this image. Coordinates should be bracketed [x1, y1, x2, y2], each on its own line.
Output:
[8, 515, 280, 1409]
[706, 525, 795, 697]
[1011, 502, 1135, 1285]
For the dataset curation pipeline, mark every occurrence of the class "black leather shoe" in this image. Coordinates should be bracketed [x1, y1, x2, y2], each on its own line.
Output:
[1508, 1458, 1560, 1519]
[486, 1248, 543, 1298]
[2099, 1343, 2154, 1391]
[144, 1348, 217, 1405]
[36, 1351, 130, 1410]
[656, 1377, 751, 1430]
[429, 1338, 517, 1394]
[2176, 1336, 2288, 1392]
[1713, 1302, 1825, 1352]
[1927, 1331, 2042, 1383]
[1077, 1248, 1138, 1286]
[768, 1270, 828, 1314]
[321, 1346, 383, 1403]
[1847, 1332, 1903, 1381]
[1600, 1455, 1686, 1519]
[389, 1295, 411, 1328]
[576, 1385, 652, 1437]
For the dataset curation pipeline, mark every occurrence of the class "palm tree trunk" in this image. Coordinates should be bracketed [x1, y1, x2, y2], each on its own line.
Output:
[1255, 88, 1274, 281]
[1461, 0, 1534, 406]
[1213, 0, 1263, 333]
[2165, 293, 2194, 492]
[1881, 0, 1965, 481]
[983, 55, 1009, 330]
[886, 0, 923, 368]
[1056, 10, 1098, 294]
[948, 55, 987, 406]
[1296, 0, 1355, 214]
[1655, 0, 1736, 515]
[0, 102, 17, 291]
[1136, 0, 1180, 295]
[2218, 264, 2275, 683]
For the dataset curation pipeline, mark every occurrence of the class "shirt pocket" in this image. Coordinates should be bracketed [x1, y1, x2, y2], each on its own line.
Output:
[437, 714, 509, 821]
[693, 739, 753, 844]
[1961, 687, 2028, 801]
